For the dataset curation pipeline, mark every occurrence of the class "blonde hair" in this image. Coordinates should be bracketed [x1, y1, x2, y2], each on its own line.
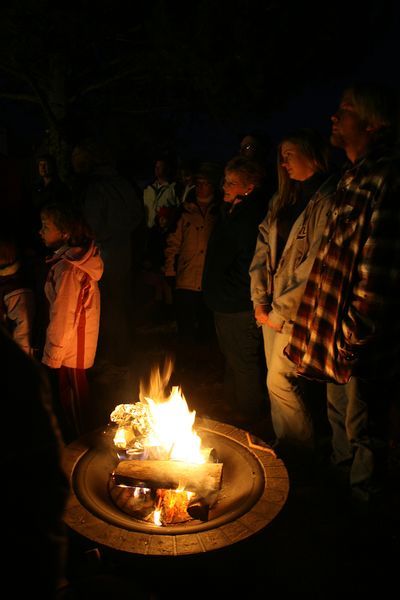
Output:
[224, 155, 265, 188]
[271, 128, 330, 221]
[344, 82, 399, 142]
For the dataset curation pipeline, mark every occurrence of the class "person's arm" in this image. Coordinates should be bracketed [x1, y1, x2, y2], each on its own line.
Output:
[254, 303, 270, 325]
[4, 288, 35, 355]
[249, 206, 274, 312]
[343, 174, 400, 349]
[164, 216, 184, 277]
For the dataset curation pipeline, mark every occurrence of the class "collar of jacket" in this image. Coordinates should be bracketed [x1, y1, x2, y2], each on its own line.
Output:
[224, 192, 254, 215]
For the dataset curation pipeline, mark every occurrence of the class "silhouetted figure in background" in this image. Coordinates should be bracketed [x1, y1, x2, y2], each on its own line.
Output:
[142, 155, 180, 322]
[32, 154, 71, 211]
[239, 131, 276, 196]
[175, 158, 197, 204]
[164, 161, 222, 351]
[71, 138, 144, 376]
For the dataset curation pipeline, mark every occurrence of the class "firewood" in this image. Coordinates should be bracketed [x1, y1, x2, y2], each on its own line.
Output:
[113, 459, 223, 505]
[187, 501, 210, 521]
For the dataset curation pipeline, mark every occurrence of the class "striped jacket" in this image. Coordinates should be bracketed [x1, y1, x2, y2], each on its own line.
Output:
[285, 146, 400, 384]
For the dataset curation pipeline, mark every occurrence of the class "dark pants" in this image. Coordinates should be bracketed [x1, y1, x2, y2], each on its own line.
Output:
[97, 266, 133, 366]
[327, 377, 391, 500]
[174, 289, 214, 343]
[214, 310, 268, 422]
[46, 366, 90, 443]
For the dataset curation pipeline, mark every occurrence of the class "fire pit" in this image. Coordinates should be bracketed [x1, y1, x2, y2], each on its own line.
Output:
[63, 360, 288, 555]
[63, 417, 289, 556]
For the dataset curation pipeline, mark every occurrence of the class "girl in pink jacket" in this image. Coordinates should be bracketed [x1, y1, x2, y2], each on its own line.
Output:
[40, 203, 103, 441]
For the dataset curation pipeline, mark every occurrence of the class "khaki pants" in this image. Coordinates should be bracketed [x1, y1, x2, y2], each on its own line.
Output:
[263, 324, 314, 445]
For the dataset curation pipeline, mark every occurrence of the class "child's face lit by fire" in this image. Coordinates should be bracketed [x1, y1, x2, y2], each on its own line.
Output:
[39, 216, 69, 249]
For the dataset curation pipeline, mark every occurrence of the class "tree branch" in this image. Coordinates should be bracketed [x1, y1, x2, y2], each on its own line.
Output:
[72, 69, 149, 100]
[19, 62, 59, 129]
[0, 91, 38, 103]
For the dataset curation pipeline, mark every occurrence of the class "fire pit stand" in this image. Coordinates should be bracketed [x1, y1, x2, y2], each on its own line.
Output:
[62, 417, 289, 556]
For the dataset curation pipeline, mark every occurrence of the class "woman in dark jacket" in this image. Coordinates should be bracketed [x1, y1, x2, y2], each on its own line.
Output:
[202, 156, 271, 429]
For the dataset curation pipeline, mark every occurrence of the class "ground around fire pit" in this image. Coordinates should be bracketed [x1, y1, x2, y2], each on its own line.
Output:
[63, 296, 400, 599]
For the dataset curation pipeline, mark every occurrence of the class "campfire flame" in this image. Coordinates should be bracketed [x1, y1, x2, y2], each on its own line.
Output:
[110, 359, 208, 464]
[144, 388, 206, 464]
[109, 359, 215, 525]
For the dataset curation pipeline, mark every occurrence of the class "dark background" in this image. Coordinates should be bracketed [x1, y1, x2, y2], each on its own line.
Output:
[3, 3, 399, 595]
[1, 0, 399, 179]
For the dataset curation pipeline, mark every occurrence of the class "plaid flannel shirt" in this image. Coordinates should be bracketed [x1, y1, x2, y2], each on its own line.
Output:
[285, 145, 400, 384]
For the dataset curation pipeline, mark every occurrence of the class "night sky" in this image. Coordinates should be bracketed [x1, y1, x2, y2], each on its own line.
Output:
[178, 6, 400, 162]
[0, 1, 399, 170]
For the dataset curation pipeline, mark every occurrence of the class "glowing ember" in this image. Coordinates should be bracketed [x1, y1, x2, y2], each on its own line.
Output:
[154, 488, 194, 525]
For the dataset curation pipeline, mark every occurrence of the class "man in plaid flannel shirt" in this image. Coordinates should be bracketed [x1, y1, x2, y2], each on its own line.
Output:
[285, 83, 400, 508]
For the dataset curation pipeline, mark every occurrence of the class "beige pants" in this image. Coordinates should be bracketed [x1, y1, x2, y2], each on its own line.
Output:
[262, 323, 313, 445]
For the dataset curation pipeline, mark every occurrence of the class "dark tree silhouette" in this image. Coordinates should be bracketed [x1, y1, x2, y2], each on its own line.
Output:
[0, 0, 395, 176]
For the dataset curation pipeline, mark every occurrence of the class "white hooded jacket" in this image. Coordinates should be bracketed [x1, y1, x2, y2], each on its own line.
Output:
[42, 242, 103, 369]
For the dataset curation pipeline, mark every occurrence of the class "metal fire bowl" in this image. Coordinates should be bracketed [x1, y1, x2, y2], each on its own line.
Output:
[62, 417, 289, 556]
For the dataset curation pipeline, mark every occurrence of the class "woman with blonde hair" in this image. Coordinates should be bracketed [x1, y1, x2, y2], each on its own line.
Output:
[250, 128, 339, 449]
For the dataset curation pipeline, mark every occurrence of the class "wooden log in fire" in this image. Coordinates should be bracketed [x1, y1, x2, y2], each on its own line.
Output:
[113, 459, 223, 505]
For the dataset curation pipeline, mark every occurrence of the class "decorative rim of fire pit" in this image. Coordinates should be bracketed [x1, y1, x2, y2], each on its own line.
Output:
[62, 417, 289, 556]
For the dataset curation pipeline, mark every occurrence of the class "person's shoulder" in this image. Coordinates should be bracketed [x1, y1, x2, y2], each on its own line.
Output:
[143, 180, 157, 194]
[364, 143, 399, 174]
[51, 254, 74, 274]
[358, 152, 400, 198]
[317, 171, 341, 196]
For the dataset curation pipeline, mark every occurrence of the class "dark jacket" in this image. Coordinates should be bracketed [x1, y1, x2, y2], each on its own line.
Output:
[202, 189, 268, 313]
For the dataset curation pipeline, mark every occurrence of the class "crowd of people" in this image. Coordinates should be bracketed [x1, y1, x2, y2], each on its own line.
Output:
[2, 80, 397, 596]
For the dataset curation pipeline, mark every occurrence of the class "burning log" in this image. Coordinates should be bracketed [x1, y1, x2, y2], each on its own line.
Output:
[113, 459, 223, 506]
[109, 483, 154, 518]
[154, 488, 193, 524]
